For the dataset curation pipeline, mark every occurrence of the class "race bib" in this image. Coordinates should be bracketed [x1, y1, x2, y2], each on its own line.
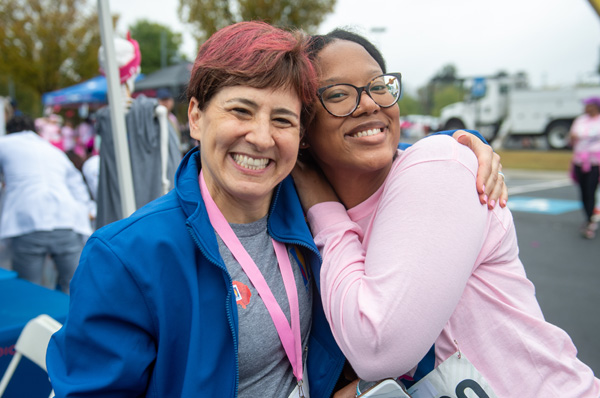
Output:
[407, 351, 498, 398]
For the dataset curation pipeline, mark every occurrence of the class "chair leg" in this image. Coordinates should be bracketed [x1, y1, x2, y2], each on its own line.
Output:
[0, 352, 23, 397]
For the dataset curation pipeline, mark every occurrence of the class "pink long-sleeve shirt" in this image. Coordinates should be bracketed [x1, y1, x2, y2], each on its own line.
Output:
[571, 113, 600, 171]
[307, 135, 599, 397]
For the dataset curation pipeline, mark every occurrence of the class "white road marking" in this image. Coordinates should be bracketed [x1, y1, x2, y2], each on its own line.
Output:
[508, 179, 572, 195]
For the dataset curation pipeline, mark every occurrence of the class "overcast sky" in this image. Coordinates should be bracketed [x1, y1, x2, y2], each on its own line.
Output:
[109, 0, 600, 94]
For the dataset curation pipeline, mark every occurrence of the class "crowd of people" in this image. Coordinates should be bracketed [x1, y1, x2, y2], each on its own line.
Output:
[0, 34, 186, 288]
[0, 113, 94, 293]
[33, 110, 97, 169]
[0, 21, 598, 398]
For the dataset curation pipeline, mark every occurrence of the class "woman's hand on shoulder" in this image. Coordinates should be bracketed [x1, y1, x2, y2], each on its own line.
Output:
[291, 152, 339, 212]
[453, 130, 508, 209]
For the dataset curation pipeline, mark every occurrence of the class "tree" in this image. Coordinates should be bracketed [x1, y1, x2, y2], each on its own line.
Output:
[178, 0, 337, 43]
[421, 63, 463, 116]
[129, 20, 187, 75]
[0, 0, 102, 115]
[398, 93, 424, 116]
[431, 84, 464, 116]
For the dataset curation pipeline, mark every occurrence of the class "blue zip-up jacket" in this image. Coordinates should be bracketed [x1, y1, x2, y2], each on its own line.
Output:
[47, 148, 346, 397]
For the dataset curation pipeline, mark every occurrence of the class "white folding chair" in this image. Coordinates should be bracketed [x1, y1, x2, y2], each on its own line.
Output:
[0, 314, 62, 398]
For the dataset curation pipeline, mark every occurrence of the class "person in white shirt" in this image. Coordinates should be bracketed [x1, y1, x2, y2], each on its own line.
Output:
[0, 115, 93, 293]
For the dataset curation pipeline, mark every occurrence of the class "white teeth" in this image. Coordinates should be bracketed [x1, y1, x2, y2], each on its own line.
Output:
[352, 128, 382, 138]
[232, 154, 269, 170]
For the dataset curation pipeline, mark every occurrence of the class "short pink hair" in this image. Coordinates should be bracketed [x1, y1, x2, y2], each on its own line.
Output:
[186, 21, 317, 114]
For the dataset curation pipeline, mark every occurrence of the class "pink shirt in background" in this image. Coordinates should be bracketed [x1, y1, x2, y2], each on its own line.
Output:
[35, 117, 63, 151]
[61, 124, 76, 152]
[308, 135, 599, 397]
[571, 113, 600, 171]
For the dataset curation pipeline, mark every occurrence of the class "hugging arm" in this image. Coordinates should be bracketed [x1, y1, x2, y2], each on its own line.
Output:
[307, 137, 488, 381]
[435, 129, 507, 208]
[293, 129, 507, 213]
[451, 130, 506, 208]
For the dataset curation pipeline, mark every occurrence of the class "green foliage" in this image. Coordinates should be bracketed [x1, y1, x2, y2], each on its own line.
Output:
[418, 63, 465, 116]
[398, 93, 424, 116]
[129, 20, 187, 75]
[0, 76, 42, 116]
[432, 64, 458, 84]
[0, 0, 101, 116]
[431, 84, 464, 116]
[178, 0, 337, 43]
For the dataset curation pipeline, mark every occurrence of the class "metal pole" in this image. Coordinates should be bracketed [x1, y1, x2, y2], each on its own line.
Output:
[161, 30, 167, 69]
[588, 0, 600, 19]
[97, 0, 136, 218]
[0, 97, 5, 136]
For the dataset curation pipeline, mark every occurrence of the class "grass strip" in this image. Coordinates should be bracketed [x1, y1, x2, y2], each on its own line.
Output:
[496, 150, 572, 171]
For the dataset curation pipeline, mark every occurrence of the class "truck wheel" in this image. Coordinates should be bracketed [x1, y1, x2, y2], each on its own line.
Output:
[546, 121, 572, 150]
[444, 119, 465, 131]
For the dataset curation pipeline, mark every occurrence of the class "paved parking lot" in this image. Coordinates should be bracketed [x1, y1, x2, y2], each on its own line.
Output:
[504, 169, 600, 374]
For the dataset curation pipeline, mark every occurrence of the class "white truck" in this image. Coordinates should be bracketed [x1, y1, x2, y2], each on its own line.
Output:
[438, 76, 600, 149]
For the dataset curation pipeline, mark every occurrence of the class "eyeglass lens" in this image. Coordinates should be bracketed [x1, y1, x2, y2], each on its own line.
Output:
[320, 74, 401, 117]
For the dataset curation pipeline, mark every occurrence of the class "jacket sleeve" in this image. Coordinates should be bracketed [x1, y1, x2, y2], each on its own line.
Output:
[398, 129, 489, 149]
[307, 136, 489, 381]
[430, 129, 488, 144]
[47, 237, 157, 397]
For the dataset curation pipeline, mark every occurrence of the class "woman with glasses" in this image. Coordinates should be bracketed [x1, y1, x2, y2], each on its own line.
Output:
[293, 29, 600, 397]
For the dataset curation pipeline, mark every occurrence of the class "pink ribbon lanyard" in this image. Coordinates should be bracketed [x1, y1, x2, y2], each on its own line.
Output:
[199, 171, 303, 384]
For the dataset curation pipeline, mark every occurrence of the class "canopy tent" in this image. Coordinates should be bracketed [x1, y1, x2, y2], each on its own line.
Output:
[42, 75, 145, 108]
[42, 76, 108, 107]
[133, 62, 192, 97]
[42, 62, 192, 108]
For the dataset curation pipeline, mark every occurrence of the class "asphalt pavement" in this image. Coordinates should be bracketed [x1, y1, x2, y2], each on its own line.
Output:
[503, 169, 600, 375]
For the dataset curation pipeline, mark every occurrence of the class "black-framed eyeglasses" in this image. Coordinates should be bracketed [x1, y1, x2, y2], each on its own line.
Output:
[316, 73, 403, 117]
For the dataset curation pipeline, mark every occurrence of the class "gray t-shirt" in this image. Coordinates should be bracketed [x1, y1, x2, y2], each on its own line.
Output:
[216, 216, 312, 398]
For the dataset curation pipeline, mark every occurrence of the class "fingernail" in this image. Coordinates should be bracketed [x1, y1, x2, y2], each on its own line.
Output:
[502, 199, 507, 207]
[489, 199, 496, 208]
[482, 185, 485, 193]
[483, 194, 488, 203]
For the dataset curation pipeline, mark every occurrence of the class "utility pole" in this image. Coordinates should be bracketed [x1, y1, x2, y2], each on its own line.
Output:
[588, 0, 600, 18]
[161, 30, 167, 69]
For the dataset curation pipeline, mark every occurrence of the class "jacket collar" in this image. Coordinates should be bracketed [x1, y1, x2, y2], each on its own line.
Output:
[174, 148, 319, 255]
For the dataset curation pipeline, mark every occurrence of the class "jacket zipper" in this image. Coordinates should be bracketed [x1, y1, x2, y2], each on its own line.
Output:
[186, 223, 239, 398]
[267, 189, 349, 398]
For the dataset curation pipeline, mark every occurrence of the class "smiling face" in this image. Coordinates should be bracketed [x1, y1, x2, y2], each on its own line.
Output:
[189, 85, 302, 223]
[307, 39, 401, 190]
